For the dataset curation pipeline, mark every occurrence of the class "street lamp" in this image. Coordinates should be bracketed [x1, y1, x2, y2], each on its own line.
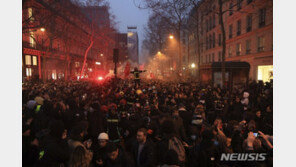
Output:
[157, 51, 161, 55]
[100, 54, 103, 57]
[191, 63, 196, 68]
[96, 62, 101, 65]
[169, 35, 174, 39]
[40, 28, 45, 32]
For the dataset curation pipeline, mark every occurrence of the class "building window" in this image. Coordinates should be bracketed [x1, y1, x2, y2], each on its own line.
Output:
[209, 16, 212, 30]
[212, 53, 215, 62]
[228, 46, 232, 57]
[219, 34, 222, 46]
[259, 8, 266, 27]
[258, 36, 265, 52]
[213, 15, 216, 28]
[236, 43, 242, 56]
[258, 65, 273, 83]
[209, 34, 212, 49]
[28, 8, 34, 22]
[246, 15, 252, 32]
[218, 51, 222, 62]
[29, 32, 36, 48]
[26, 68, 32, 77]
[229, 25, 233, 39]
[206, 20, 209, 32]
[246, 40, 251, 54]
[52, 70, 57, 80]
[25, 55, 32, 65]
[32, 56, 37, 66]
[75, 62, 80, 68]
[206, 36, 208, 50]
[237, 0, 242, 10]
[213, 33, 216, 48]
[229, 2, 233, 16]
[237, 20, 241, 36]
[247, 0, 253, 4]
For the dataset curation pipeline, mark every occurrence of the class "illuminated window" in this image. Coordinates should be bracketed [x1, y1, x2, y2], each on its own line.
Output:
[32, 56, 37, 66]
[25, 55, 31, 65]
[128, 32, 134, 37]
[28, 8, 34, 22]
[26, 68, 32, 77]
[258, 65, 273, 82]
[29, 32, 35, 48]
[52, 70, 57, 80]
[75, 62, 80, 67]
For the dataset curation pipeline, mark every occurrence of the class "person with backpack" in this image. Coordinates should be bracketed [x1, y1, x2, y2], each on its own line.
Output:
[156, 119, 186, 166]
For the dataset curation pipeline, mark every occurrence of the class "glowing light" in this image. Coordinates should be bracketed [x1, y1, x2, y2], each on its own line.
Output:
[128, 32, 134, 37]
[100, 54, 103, 57]
[191, 63, 196, 68]
[96, 62, 101, 65]
[183, 67, 185, 70]
[157, 51, 161, 55]
[98, 76, 103, 80]
[170, 67, 173, 70]
[169, 35, 174, 39]
[40, 28, 45, 32]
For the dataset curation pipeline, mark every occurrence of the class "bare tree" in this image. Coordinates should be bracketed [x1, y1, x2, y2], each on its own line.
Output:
[135, 0, 193, 73]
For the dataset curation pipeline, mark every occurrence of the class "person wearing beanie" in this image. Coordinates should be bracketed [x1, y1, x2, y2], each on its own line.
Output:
[39, 120, 70, 166]
[93, 133, 109, 167]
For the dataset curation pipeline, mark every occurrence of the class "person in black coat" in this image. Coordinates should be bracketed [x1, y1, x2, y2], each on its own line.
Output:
[105, 143, 133, 167]
[39, 120, 70, 167]
[131, 128, 155, 167]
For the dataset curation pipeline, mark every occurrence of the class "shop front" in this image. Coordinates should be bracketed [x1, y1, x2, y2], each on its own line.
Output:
[22, 48, 42, 81]
[253, 55, 273, 83]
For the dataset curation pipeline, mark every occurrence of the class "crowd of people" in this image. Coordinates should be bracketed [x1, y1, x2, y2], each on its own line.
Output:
[22, 78, 273, 167]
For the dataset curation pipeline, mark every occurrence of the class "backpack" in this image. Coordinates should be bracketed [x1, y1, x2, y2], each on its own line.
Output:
[168, 137, 186, 162]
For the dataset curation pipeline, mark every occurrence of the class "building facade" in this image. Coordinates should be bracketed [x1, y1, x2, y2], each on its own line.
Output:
[22, 0, 114, 81]
[187, 0, 273, 82]
[127, 26, 139, 65]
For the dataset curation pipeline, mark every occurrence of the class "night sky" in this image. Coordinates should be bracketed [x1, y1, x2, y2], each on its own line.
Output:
[108, 0, 150, 63]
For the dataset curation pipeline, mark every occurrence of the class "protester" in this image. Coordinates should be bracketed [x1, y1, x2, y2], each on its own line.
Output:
[22, 78, 273, 167]
[131, 128, 155, 167]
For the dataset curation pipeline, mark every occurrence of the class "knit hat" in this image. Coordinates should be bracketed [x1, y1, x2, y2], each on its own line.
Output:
[98, 132, 109, 140]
